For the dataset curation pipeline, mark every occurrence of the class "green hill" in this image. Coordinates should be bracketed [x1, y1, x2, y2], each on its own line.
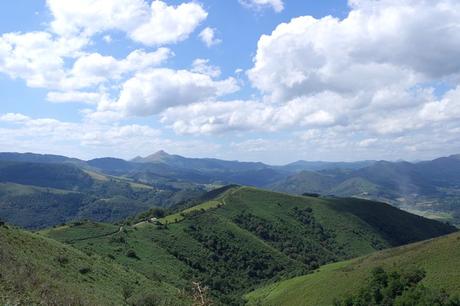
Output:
[246, 231, 460, 306]
[43, 187, 455, 305]
[0, 224, 190, 305]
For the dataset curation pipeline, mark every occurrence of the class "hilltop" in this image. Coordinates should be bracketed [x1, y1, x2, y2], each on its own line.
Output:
[246, 231, 460, 306]
[43, 187, 456, 305]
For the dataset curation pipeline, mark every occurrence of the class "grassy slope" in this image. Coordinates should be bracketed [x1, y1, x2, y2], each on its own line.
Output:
[246, 231, 460, 306]
[0, 225, 190, 306]
[43, 187, 455, 304]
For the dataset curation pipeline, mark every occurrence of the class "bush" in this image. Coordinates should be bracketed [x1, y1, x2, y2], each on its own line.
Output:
[56, 255, 69, 265]
[334, 267, 459, 306]
[78, 267, 91, 274]
[131, 293, 162, 306]
[126, 249, 139, 259]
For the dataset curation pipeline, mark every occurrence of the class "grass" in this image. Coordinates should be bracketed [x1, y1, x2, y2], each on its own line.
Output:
[0, 182, 75, 195]
[158, 200, 223, 224]
[403, 208, 455, 224]
[246, 231, 460, 306]
[84, 169, 153, 190]
[0, 225, 190, 305]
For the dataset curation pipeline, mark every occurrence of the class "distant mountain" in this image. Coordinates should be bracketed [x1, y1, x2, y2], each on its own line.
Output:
[0, 151, 378, 188]
[87, 157, 135, 173]
[281, 160, 376, 172]
[131, 150, 171, 163]
[0, 152, 82, 164]
[0, 161, 93, 190]
[270, 155, 460, 225]
[132, 150, 269, 172]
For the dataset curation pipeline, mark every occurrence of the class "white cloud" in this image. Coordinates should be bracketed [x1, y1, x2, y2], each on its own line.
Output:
[199, 27, 222, 47]
[0, 29, 172, 91]
[47, 0, 207, 46]
[46, 91, 103, 104]
[0, 31, 86, 88]
[248, 1, 460, 102]
[0, 113, 30, 123]
[130, 1, 207, 46]
[191, 59, 221, 78]
[108, 68, 239, 116]
[239, 0, 284, 12]
[62, 48, 172, 89]
[161, 94, 339, 135]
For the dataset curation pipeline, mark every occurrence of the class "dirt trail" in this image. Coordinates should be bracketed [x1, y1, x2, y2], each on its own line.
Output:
[65, 226, 123, 243]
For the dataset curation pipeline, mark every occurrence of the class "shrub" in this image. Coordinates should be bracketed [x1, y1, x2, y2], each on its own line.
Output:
[131, 293, 162, 306]
[56, 255, 69, 265]
[78, 267, 91, 274]
[126, 249, 139, 259]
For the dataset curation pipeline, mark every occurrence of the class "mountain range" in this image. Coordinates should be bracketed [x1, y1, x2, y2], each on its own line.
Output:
[1, 151, 460, 227]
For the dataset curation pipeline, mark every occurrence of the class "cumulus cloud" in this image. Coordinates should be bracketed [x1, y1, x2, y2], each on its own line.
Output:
[248, 1, 460, 101]
[199, 27, 222, 47]
[239, 0, 284, 12]
[47, 0, 207, 46]
[0, 31, 86, 88]
[108, 69, 239, 116]
[160, 95, 339, 135]
[0, 31, 172, 92]
[61, 48, 172, 90]
[0, 0, 204, 107]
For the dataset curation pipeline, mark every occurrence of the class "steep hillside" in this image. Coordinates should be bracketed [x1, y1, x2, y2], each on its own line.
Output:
[0, 224, 190, 305]
[246, 231, 460, 306]
[44, 187, 455, 305]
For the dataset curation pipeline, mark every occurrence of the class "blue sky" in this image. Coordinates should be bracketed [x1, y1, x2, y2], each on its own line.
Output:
[1, 0, 460, 164]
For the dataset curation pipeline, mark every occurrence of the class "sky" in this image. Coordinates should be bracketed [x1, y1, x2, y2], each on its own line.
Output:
[1, 0, 460, 164]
